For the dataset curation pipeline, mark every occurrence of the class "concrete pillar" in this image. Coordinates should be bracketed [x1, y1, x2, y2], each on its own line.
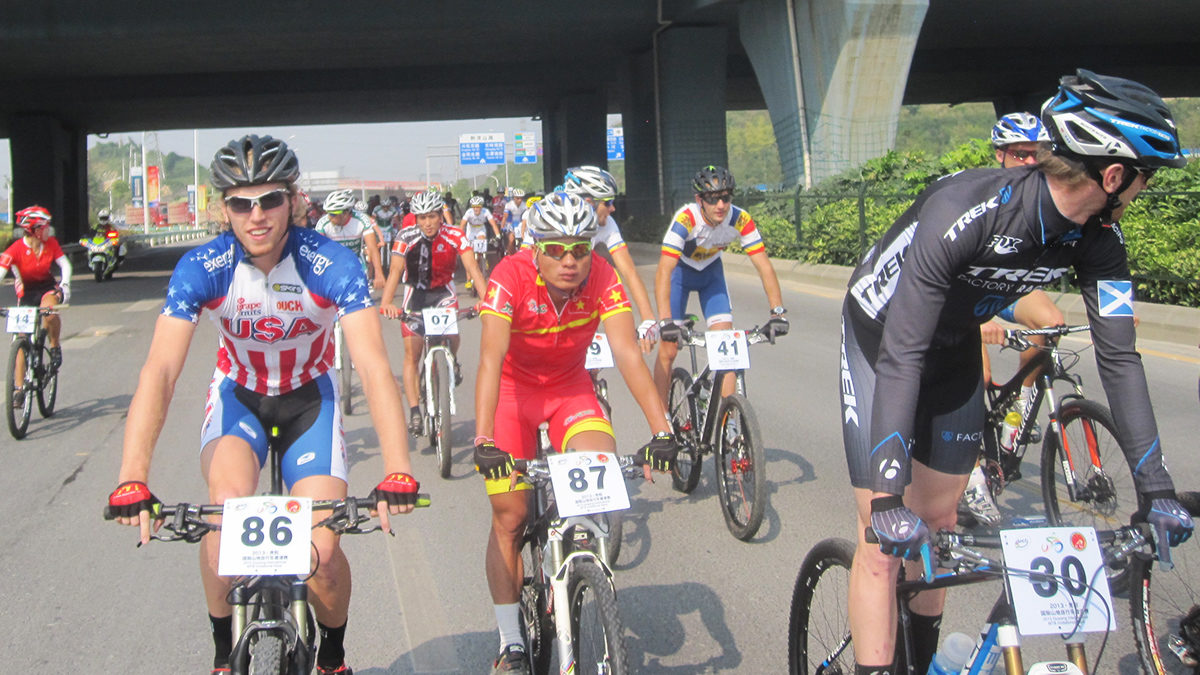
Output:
[9, 114, 88, 242]
[659, 26, 728, 211]
[544, 90, 606, 190]
[618, 49, 661, 228]
[740, 0, 927, 186]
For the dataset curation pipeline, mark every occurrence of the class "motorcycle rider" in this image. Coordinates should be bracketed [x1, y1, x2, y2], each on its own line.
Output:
[95, 209, 128, 265]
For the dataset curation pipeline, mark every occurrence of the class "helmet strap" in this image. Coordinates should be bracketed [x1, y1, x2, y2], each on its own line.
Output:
[1083, 160, 1139, 224]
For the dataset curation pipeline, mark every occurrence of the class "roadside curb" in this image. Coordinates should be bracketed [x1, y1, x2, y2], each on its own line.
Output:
[628, 242, 1200, 348]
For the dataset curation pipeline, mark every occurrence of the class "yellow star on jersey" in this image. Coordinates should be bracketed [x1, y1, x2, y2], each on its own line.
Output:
[487, 287, 498, 302]
[609, 289, 624, 304]
[574, 299, 587, 311]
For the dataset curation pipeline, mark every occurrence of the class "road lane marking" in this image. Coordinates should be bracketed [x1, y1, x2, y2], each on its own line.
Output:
[387, 524, 458, 673]
[62, 325, 122, 350]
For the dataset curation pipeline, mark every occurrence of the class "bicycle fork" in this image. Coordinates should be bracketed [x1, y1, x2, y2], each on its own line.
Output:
[422, 345, 457, 417]
[543, 517, 616, 674]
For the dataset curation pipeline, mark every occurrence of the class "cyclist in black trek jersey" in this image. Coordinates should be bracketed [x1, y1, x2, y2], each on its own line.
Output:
[839, 70, 1195, 675]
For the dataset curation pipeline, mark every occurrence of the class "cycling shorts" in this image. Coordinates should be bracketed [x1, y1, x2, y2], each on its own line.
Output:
[840, 302, 983, 489]
[200, 370, 348, 489]
[996, 301, 1018, 323]
[18, 281, 60, 307]
[486, 372, 613, 496]
[669, 258, 733, 326]
[400, 284, 458, 338]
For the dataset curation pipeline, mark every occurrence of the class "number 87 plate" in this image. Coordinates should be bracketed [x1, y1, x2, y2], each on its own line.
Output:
[218, 495, 313, 576]
[546, 451, 630, 518]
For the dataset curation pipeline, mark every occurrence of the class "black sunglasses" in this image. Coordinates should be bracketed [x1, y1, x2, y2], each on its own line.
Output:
[700, 192, 732, 205]
[225, 189, 289, 214]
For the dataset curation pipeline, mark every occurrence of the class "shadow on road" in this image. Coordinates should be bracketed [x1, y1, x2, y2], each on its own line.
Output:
[19, 393, 133, 440]
[353, 629, 496, 674]
[623, 580, 741, 673]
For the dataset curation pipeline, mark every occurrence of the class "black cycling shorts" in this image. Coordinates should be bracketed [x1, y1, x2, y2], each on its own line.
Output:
[18, 281, 59, 307]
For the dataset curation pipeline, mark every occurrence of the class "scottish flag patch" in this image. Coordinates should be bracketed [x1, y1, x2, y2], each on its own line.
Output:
[1097, 280, 1134, 317]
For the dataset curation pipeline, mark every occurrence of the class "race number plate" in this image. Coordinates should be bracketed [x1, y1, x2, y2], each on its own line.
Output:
[705, 330, 750, 370]
[422, 307, 459, 336]
[472, 237, 488, 253]
[585, 333, 614, 370]
[547, 451, 630, 517]
[5, 307, 36, 334]
[218, 496, 313, 576]
[1000, 526, 1115, 635]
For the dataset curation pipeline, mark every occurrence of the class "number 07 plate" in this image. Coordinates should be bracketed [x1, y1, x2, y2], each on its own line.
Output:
[218, 496, 313, 576]
[547, 451, 630, 517]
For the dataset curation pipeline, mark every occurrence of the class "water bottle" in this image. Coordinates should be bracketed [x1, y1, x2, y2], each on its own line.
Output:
[964, 625, 1002, 674]
[927, 631, 974, 674]
[998, 410, 1022, 453]
[697, 377, 712, 414]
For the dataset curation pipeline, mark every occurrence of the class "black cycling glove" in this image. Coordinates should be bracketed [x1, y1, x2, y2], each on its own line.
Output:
[372, 472, 420, 508]
[764, 316, 790, 340]
[657, 320, 682, 343]
[474, 440, 515, 480]
[635, 432, 679, 472]
[869, 495, 933, 579]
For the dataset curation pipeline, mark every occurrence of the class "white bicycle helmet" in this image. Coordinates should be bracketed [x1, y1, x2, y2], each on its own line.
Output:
[410, 190, 445, 215]
[323, 189, 356, 212]
[527, 191, 597, 240]
[991, 112, 1050, 148]
[563, 165, 618, 200]
[469, 195, 485, 207]
[509, 188, 526, 198]
[354, 200, 368, 212]
[97, 208, 112, 223]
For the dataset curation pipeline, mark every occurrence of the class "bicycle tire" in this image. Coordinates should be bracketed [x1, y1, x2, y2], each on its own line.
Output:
[248, 632, 286, 675]
[1130, 540, 1200, 675]
[432, 350, 453, 478]
[567, 559, 628, 675]
[789, 537, 857, 675]
[668, 367, 702, 493]
[520, 553, 553, 675]
[36, 342, 57, 417]
[599, 511, 623, 568]
[715, 393, 767, 540]
[7, 338, 32, 439]
[337, 326, 353, 416]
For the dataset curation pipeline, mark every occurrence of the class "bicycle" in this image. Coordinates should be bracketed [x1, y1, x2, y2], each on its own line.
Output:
[789, 521, 1170, 675]
[2, 306, 61, 439]
[332, 320, 353, 416]
[1129, 490, 1200, 674]
[662, 318, 775, 540]
[105, 428, 431, 675]
[513, 440, 641, 675]
[399, 306, 478, 478]
[585, 332, 614, 420]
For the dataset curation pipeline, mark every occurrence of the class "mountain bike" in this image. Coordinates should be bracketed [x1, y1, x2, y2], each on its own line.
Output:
[514, 441, 641, 675]
[333, 320, 353, 416]
[400, 307, 477, 478]
[789, 521, 1168, 675]
[663, 318, 775, 540]
[3, 306, 61, 439]
[106, 427, 431, 675]
[1129, 491, 1200, 674]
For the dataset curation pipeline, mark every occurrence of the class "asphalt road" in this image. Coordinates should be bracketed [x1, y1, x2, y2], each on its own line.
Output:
[1, 241, 1196, 673]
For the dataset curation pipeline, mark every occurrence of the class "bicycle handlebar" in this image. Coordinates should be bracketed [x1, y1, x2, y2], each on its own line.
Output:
[1003, 324, 1091, 351]
[513, 455, 642, 483]
[104, 493, 432, 543]
[660, 321, 777, 348]
[388, 307, 479, 333]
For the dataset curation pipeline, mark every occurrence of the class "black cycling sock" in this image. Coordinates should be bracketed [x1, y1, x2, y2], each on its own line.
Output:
[210, 614, 233, 669]
[854, 664, 892, 675]
[908, 611, 942, 674]
[409, 405, 421, 418]
[317, 620, 347, 669]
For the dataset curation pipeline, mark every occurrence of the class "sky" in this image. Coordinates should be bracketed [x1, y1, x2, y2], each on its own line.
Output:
[0, 115, 624, 189]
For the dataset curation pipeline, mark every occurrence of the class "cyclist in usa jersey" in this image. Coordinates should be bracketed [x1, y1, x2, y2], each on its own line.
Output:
[653, 165, 789, 405]
[472, 191, 677, 672]
[315, 189, 386, 290]
[107, 135, 418, 675]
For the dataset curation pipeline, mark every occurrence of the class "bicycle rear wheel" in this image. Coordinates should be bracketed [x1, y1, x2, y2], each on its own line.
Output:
[668, 367, 702, 493]
[1129, 522, 1200, 675]
[520, 544, 553, 675]
[789, 537, 856, 675]
[568, 559, 628, 674]
[715, 393, 767, 540]
[36, 342, 57, 417]
[6, 338, 33, 439]
[431, 350, 453, 478]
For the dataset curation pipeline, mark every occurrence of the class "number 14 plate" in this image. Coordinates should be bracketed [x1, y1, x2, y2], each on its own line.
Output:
[547, 451, 630, 518]
[5, 307, 37, 334]
[218, 496, 313, 576]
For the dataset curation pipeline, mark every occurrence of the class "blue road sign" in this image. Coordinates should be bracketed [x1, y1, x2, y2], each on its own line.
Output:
[606, 127, 625, 161]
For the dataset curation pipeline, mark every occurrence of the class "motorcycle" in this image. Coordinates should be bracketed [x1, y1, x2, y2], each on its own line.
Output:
[80, 231, 121, 281]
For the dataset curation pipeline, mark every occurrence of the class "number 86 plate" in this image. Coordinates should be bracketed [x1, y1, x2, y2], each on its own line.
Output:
[547, 451, 630, 518]
[218, 496, 313, 576]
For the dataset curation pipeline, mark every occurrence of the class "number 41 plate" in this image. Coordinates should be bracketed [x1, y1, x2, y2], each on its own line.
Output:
[1000, 526, 1115, 635]
[218, 495, 313, 576]
[547, 451, 630, 518]
[706, 330, 750, 370]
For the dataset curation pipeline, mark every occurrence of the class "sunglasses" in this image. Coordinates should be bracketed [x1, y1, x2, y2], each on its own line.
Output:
[225, 189, 289, 214]
[700, 192, 732, 205]
[326, 210, 347, 217]
[536, 240, 592, 260]
[594, 198, 614, 208]
[1005, 148, 1038, 162]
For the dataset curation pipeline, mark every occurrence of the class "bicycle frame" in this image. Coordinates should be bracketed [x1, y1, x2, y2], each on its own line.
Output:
[675, 328, 752, 451]
[422, 338, 458, 418]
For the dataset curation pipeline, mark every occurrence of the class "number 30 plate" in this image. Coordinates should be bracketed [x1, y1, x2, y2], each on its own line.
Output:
[1000, 525, 1115, 635]
[547, 451, 630, 518]
[218, 496, 313, 576]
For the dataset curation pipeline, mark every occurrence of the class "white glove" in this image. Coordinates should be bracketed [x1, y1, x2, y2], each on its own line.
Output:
[59, 282, 71, 305]
[637, 319, 659, 342]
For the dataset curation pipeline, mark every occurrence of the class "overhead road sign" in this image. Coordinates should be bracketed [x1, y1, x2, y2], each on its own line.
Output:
[606, 127, 625, 161]
[460, 133, 506, 165]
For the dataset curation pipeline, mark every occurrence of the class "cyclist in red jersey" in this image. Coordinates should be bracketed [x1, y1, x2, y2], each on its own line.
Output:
[472, 191, 678, 673]
[379, 190, 487, 435]
[0, 205, 72, 379]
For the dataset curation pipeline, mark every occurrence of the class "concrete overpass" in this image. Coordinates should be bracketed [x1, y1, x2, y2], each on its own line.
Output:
[3, 0, 1197, 241]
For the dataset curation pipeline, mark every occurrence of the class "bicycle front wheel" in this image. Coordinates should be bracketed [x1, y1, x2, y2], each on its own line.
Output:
[1041, 398, 1137, 530]
[248, 632, 286, 675]
[715, 393, 767, 540]
[789, 538, 856, 675]
[1130, 532, 1200, 675]
[668, 367, 702, 493]
[36, 342, 57, 418]
[6, 338, 33, 439]
[431, 350, 453, 478]
[568, 559, 628, 675]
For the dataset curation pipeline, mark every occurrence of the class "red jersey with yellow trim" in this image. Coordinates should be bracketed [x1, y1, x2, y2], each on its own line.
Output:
[660, 202, 765, 271]
[482, 249, 631, 387]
